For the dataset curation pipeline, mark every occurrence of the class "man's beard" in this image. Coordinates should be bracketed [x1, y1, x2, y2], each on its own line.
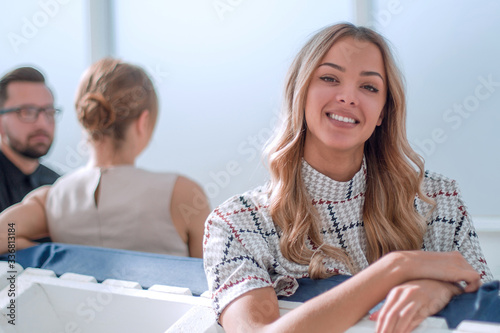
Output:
[7, 130, 53, 159]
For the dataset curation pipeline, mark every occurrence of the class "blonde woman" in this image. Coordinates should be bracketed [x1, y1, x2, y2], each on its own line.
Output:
[203, 23, 496, 332]
[0, 58, 209, 258]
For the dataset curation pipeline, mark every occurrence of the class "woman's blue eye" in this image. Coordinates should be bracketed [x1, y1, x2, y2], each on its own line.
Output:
[363, 85, 379, 93]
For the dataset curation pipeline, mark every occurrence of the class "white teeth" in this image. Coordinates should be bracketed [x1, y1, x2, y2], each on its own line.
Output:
[328, 113, 356, 123]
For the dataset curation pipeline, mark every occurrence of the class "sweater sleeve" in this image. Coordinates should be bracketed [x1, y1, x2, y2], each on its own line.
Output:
[203, 200, 274, 321]
[450, 192, 493, 282]
[421, 172, 493, 282]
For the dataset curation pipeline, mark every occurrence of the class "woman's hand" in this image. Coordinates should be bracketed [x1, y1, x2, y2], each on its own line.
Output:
[384, 251, 482, 293]
[370, 279, 463, 333]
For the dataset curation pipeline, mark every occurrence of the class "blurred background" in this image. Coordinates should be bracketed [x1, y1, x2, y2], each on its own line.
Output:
[1, 0, 499, 229]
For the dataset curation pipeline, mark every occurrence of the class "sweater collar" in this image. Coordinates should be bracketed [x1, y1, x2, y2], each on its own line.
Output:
[301, 157, 366, 201]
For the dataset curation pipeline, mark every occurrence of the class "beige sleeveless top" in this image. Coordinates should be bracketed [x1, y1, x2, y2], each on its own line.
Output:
[45, 165, 189, 257]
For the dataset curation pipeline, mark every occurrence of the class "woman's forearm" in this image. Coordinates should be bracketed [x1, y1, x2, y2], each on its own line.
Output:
[0, 187, 50, 254]
[0, 212, 40, 253]
[0, 231, 38, 253]
[261, 251, 480, 333]
[266, 252, 409, 332]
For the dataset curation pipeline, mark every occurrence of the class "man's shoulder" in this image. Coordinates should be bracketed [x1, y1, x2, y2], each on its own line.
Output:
[36, 163, 61, 184]
[0, 150, 16, 170]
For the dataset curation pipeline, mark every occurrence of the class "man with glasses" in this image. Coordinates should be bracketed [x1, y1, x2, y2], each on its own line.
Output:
[0, 66, 60, 213]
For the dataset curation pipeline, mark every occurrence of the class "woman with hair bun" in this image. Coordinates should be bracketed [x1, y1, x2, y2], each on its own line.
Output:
[0, 58, 209, 258]
[203, 23, 498, 332]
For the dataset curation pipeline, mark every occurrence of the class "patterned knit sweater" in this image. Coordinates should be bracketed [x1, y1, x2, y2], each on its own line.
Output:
[203, 159, 493, 318]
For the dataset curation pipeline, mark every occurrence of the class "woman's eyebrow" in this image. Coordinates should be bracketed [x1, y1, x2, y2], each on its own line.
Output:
[319, 63, 385, 83]
[360, 70, 385, 83]
[319, 62, 345, 72]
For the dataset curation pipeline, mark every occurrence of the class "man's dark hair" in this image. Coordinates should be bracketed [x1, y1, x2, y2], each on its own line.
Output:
[0, 67, 46, 108]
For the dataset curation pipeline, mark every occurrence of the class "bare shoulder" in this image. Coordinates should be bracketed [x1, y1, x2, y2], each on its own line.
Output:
[172, 176, 204, 196]
[171, 176, 209, 209]
[170, 176, 210, 226]
[24, 185, 52, 205]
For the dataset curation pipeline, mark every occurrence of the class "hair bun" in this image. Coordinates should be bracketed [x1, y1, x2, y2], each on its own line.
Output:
[77, 92, 116, 132]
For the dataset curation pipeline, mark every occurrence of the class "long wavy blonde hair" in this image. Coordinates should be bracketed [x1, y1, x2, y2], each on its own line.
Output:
[264, 23, 434, 279]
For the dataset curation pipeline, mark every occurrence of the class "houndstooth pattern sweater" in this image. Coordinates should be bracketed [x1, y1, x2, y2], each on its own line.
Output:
[203, 159, 493, 318]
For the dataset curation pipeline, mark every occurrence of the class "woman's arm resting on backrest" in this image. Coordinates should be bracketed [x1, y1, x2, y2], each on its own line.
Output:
[220, 251, 481, 333]
[0, 186, 50, 253]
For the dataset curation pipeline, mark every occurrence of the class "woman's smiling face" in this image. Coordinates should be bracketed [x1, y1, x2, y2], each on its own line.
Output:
[304, 37, 387, 159]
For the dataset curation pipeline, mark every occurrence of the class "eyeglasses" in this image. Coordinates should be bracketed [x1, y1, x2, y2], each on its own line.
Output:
[0, 105, 62, 123]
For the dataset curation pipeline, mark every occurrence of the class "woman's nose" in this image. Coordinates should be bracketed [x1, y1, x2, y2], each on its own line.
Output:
[336, 87, 358, 106]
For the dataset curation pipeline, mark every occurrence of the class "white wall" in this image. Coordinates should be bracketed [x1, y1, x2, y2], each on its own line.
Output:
[0, 0, 89, 174]
[112, 0, 355, 208]
[1, 1, 499, 225]
[372, 0, 500, 218]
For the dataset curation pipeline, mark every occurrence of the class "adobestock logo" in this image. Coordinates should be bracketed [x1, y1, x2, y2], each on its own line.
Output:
[8, 0, 72, 54]
[366, 0, 403, 28]
[212, 0, 244, 21]
[47, 138, 90, 175]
